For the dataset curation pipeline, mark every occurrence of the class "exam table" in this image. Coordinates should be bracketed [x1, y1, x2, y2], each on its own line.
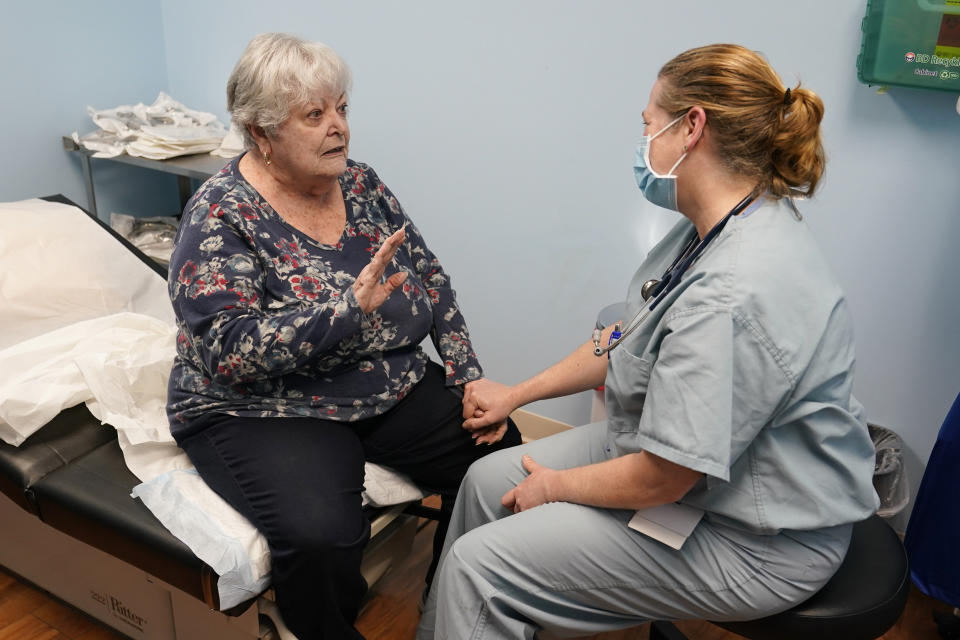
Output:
[0, 195, 421, 640]
[0, 404, 418, 639]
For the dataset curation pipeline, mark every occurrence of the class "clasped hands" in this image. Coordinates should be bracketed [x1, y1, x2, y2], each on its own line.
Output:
[462, 379, 558, 513]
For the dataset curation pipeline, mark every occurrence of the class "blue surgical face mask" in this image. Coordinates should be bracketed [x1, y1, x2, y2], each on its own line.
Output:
[633, 113, 688, 211]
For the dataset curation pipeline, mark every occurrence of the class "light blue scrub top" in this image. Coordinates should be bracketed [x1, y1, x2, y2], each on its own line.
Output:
[605, 197, 880, 534]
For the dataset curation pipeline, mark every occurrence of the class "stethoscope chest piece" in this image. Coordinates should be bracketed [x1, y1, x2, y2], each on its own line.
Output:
[640, 279, 659, 301]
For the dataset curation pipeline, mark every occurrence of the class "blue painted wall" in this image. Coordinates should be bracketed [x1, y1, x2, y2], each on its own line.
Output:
[157, 1, 960, 529]
[0, 1, 177, 218]
[2, 1, 958, 530]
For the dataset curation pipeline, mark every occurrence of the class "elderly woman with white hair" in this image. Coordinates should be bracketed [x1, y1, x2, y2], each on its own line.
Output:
[165, 32, 521, 639]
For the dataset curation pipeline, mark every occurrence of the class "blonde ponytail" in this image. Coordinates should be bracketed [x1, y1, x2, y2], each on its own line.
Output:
[657, 44, 826, 199]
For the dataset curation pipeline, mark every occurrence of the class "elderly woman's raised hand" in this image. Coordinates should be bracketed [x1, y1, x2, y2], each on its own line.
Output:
[352, 227, 409, 314]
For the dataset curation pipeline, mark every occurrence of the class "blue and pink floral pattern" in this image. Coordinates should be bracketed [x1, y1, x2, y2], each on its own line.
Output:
[166, 156, 482, 439]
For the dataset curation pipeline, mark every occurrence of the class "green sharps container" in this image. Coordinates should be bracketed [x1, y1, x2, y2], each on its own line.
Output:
[857, 0, 960, 92]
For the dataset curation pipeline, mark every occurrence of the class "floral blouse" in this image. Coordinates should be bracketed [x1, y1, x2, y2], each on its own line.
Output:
[166, 156, 482, 440]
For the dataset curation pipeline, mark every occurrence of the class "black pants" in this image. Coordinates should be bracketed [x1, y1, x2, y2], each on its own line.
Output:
[178, 362, 522, 640]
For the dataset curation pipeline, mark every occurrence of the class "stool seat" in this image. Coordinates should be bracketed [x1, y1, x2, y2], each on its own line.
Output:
[652, 514, 910, 640]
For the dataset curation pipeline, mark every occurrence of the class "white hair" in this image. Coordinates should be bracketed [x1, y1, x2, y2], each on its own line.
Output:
[227, 33, 353, 149]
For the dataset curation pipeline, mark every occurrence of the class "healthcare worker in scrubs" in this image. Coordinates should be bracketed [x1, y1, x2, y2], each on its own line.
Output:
[417, 43, 880, 639]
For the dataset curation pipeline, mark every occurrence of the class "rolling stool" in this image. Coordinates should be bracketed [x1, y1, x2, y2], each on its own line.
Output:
[650, 514, 910, 640]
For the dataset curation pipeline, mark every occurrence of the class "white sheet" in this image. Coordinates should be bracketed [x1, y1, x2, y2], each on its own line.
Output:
[0, 199, 174, 350]
[0, 199, 424, 609]
[0, 313, 175, 446]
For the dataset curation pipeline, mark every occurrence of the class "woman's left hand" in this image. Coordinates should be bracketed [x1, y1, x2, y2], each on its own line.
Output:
[352, 227, 409, 313]
[469, 421, 509, 446]
[501, 455, 559, 513]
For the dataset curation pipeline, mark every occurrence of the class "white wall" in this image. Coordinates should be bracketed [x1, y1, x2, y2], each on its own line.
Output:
[0, 1, 177, 218]
[3, 1, 957, 531]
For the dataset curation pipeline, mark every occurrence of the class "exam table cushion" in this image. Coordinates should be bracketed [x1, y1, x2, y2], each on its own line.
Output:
[30, 438, 216, 605]
[0, 404, 115, 514]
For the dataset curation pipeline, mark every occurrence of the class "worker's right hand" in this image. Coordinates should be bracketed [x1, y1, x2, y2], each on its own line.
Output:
[462, 378, 516, 431]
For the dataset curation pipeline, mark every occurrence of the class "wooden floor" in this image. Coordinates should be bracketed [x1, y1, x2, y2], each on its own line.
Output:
[1, 513, 954, 640]
[0, 567, 125, 640]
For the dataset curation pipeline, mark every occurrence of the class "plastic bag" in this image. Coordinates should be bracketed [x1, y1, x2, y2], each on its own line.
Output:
[110, 212, 178, 266]
[73, 92, 226, 160]
[869, 423, 910, 518]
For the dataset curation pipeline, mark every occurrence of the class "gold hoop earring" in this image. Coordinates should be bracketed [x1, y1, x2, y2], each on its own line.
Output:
[262, 150, 271, 166]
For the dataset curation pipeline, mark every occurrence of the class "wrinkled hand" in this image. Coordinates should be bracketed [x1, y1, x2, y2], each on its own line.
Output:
[469, 421, 509, 446]
[501, 455, 557, 513]
[352, 227, 408, 314]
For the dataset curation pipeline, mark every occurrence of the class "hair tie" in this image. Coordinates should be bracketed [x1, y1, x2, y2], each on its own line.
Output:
[783, 87, 792, 106]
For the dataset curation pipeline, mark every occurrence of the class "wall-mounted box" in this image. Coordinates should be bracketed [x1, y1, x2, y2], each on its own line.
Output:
[858, 0, 960, 92]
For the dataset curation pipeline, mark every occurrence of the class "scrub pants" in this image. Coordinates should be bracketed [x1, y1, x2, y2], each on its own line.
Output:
[178, 362, 522, 640]
[416, 421, 853, 639]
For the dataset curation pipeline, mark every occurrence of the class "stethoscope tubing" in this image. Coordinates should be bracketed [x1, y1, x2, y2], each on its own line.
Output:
[594, 193, 755, 357]
[593, 305, 654, 356]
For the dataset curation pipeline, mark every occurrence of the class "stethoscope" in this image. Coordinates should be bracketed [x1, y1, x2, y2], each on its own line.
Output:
[593, 193, 756, 357]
